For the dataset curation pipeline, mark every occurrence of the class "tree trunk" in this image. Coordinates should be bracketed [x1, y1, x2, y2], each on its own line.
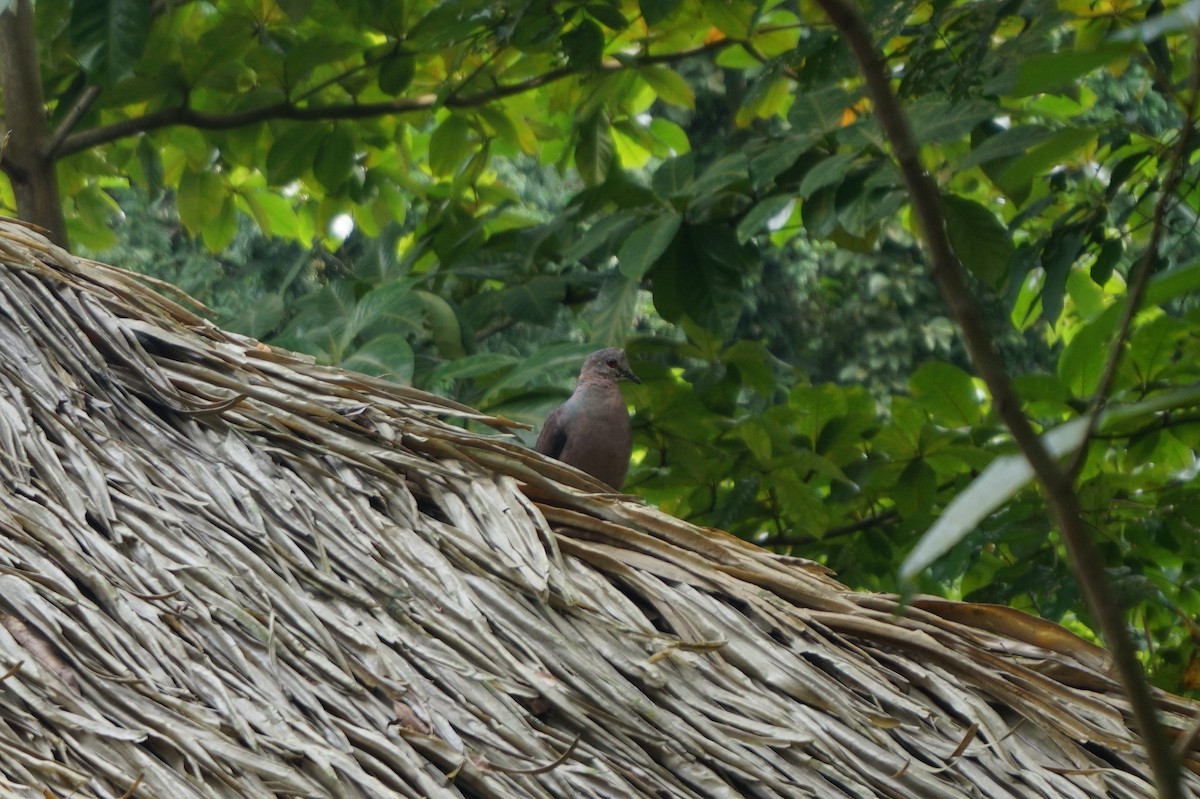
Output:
[0, 0, 68, 249]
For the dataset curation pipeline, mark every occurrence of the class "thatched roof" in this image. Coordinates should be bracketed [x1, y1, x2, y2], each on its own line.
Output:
[0, 217, 1196, 798]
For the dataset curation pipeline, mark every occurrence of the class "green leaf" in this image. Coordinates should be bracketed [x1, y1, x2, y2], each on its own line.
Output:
[576, 114, 614, 185]
[959, 125, 1053, 171]
[651, 154, 695, 199]
[590, 272, 642, 347]
[500, 275, 567, 323]
[700, 0, 754, 37]
[484, 343, 598, 399]
[652, 225, 751, 338]
[1013, 44, 1135, 97]
[562, 211, 639, 263]
[904, 383, 1200, 581]
[1040, 227, 1086, 325]
[618, 214, 682, 279]
[896, 459, 937, 518]
[177, 168, 224, 235]
[563, 19, 604, 70]
[379, 51, 415, 95]
[1057, 312, 1116, 398]
[1128, 314, 1187, 385]
[511, 5, 562, 50]
[239, 294, 285, 339]
[901, 416, 1087, 581]
[429, 114, 474, 178]
[640, 66, 695, 109]
[416, 290, 466, 358]
[70, 186, 120, 250]
[908, 97, 995, 145]
[586, 2, 628, 30]
[941, 195, 1013, 289]
[995, 128, 1099, 191]
[910, 361, 982, 427]
[1145, 258, 1200, 306]
[342, 333, 416, 381]
[737, 196, 793, 243]
[799, 153, 855, 198]
[202, 196, 238, 251]
[789, 86, 854, 135]
[1090, 239, 1122, 285]
[721, 340, 778, 396]
[689, 153, 749, 200]
[649, 118, 691, 155]
[425, 353, 518, 387]
[266, 125, 326, 185]
[735, 420, 773, 464]
[69, 0, 151, 83]
[747, 134, 814, 192]
[275, 0, 314, 22]
[640, 0, 682, 25]
[409, 2, 495, 48]
[314, 127, 356, 191]
[245, 191, 300, 239]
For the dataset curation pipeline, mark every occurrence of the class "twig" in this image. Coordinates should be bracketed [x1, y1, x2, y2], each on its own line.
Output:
[57, 40, 734, 158]
[811, 1, 1183, 797]
[45, 85, 101, 158]
[1066, 42, 1200, 479]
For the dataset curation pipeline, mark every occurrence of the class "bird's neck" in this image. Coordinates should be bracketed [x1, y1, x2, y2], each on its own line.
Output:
[575, 378, 620, 397]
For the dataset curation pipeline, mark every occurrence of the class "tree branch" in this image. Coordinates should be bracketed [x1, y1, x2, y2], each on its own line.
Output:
[56, 41, 733, 159]
[45, 85, 101, 159]
[812, 1, 1183, 796]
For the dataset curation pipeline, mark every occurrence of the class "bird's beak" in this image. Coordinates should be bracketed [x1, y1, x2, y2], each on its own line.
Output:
[622, 367, 642, 385]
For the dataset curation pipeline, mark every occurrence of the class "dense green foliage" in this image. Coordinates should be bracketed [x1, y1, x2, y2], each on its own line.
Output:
[15, 0, 1200, 691]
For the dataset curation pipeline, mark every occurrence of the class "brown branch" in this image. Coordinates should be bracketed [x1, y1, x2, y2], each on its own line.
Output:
[812, 1, 1183, 797]
[56, 41, 733, 159]
[45, 84, 101, 158]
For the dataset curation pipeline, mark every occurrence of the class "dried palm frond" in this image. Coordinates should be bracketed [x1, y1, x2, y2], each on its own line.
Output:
[0, 217, 1194, 798]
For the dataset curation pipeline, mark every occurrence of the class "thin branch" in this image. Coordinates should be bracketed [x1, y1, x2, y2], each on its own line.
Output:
[1067, 43, 1200, 479]
[812, 1, 1183, 797]
[56, 41, 733, 159]
[45, 85, 101, 158]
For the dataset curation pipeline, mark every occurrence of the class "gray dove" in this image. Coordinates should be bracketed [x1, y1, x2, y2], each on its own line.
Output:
[534, 348, 641, 489]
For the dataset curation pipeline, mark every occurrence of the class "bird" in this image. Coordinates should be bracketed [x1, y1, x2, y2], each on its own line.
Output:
[534, 347, 641, 490]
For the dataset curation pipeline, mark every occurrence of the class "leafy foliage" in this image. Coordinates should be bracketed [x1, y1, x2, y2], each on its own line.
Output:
[26, 0, 1200, 693]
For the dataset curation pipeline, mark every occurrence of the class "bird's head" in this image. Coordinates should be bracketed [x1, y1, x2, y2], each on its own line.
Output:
[581, 347, 642, 385]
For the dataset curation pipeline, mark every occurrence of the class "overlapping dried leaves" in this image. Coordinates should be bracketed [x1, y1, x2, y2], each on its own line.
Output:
[0, 218, 1195, 798]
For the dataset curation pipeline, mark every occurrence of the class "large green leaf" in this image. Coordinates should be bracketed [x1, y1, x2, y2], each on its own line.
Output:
[639, 0, 683, 25]
[563, 19, 604, 70]
[177, 168, 225, 235]
[314, 127, 356, 191]
[429, 115, 474, 178]
[618, 213, 682, 279]
[576, 114, 614, 186]
[590, 272, 642, 347]
[342, 334, 416, 380]
[907, 97, 995, 145]
[1012, 44, 1136, 96]
[910, 361, 983, 428]
[266, 125, 326, 185]
[651, 225, 752, 338]
[941, 195, 1013, 290]
[69, 0, 151, 83]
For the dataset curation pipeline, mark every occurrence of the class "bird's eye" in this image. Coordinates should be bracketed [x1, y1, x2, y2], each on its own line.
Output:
[606, 359, 618, 368]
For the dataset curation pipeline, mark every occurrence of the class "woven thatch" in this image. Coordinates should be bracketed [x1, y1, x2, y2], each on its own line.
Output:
[0, 217, 1196, 799]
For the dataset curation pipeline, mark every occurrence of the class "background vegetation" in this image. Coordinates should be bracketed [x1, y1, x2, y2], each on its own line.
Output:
[5, 0, 1200, 706]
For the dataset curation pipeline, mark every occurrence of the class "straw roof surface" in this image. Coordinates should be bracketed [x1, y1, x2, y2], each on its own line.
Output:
[0, 217, 1196, 798]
